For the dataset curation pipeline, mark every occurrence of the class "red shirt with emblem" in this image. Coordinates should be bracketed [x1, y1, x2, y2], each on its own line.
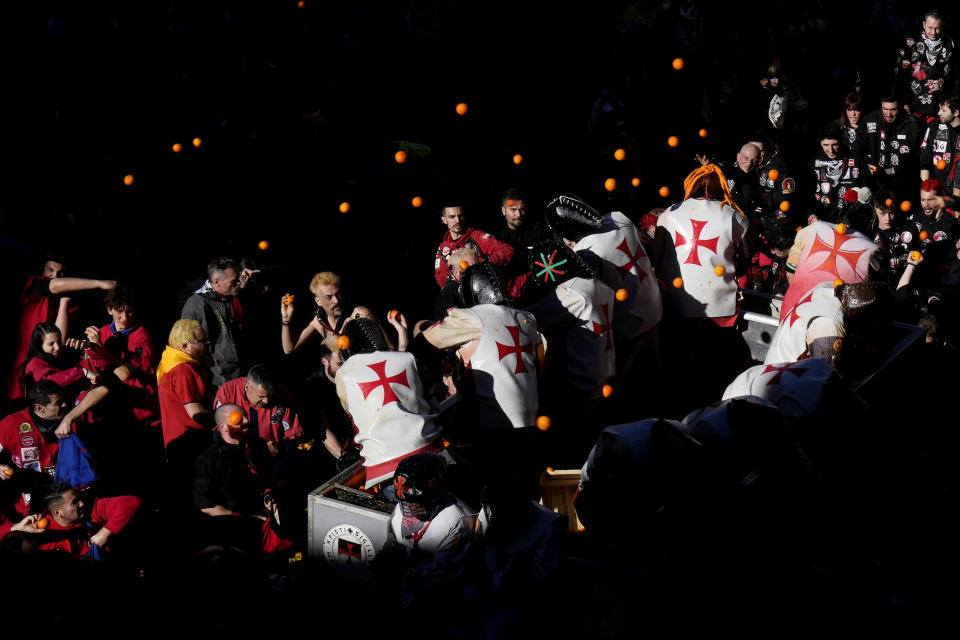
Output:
[434, 227, 515, 287]
[158, 361, 211, 448]
[0, 408, 60, 476]
[99, 324, 159, 425]
[213, 377, 304, 443]
[0, 495, 142, 554]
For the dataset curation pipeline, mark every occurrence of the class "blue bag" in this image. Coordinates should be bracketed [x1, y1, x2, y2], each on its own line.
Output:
[54, 434, 98, 487]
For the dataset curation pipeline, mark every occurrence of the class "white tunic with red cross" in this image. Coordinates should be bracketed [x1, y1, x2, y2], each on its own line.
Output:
[722, 357, 836, 418]
[574, 211, 662, 340]
[335, 351, 441, 485]
[764, 282, 844, 365]
[656, 198, 750, 318]
[457, 304, 538, 429]
[780, 221, 876, 322]
[556, 277, 616, 395]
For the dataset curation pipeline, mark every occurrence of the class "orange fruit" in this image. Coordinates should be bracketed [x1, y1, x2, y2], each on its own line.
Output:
[602, 384, 613, 398]
[192, 137, 202, 148]
[36, 517, 49, 530]
[512, 154, 523, 165]
[900, 200, 911, 212]
[672, 277, 683, 288]
[614, 148, 626, 161]
[796, 226, 803, 233]
[604, 178, 617, 191]
[631, 177, 641, 187]
[615, 288, 628, 302]
[411, 196, 423, 208]
[672, 57, 684, 70]
[172, 143, 182, 153]
[667, 136, 679, 148]
[836, 223, 847, 234]
[123, 174, 134, 186]
[885, 198, 894, 207]
[228, 410, 243, 425]
[394, 150, 407, 164]
[937, 159, 947, 170]
[545, 466, 554, 473]
[2, 468, 13, 477]
[698, 128, 708, 138]
[768, 169, 779, 181]
[714, 265, 726, 276]
[458, 260, 469, 271]
[283, 295, 294, 305]
[388, 309, 399, 320]
[833, 339, 843, 353]
[910, 250, 922, 261]
[779, 200, 790, 212]
[658, 186, 670, 197]
[919, 230, 929, 241]
[258, 240, 269, 250]
[298, 1, 305, 8]
[833, 278, 844, 288]
[455, 102, 468, 116]
[337, 335, 351, 350]
[536, 416, 551, 431]
[339, 201, 350, 213]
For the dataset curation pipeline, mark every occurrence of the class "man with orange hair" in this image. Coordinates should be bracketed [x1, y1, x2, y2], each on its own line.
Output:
[653, 164, 754, 411]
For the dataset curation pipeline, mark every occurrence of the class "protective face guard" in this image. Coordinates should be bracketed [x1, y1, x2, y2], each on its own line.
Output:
[526, 239, 598, 289]
[459, 262, 509, 307]
[339, 317, 389, 361]
[544, 195, 603, 243]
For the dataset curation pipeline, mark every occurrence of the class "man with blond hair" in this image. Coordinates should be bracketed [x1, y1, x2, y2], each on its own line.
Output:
[280, 271, 373, 353]
[158, 318, 214, 508]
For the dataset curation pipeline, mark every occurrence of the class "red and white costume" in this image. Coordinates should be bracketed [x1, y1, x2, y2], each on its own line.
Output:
[764, 282, 844, 365]
[574, 211, 662, 340]
[780, 221, 876, 322]
[722, 358, 836, 418]
[335, 351, 442, 485]
[656, 198, 750, 322]
[423, 304, 538, 429]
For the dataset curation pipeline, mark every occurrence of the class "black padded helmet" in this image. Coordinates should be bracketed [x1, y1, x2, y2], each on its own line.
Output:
[544, 195, 603, 243]
[338, 317, 389, 362]
[460, 261, 509, 307]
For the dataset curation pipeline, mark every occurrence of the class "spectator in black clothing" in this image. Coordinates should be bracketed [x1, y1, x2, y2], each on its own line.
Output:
[496, 188, 552, 277]
[855, 96, 922, 195]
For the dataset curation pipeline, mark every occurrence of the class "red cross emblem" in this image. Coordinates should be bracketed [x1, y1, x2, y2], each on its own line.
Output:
[338, 538, 361, 563]
[357, 360, 410, 406]
[675, 219, 719, 266]
[806, 227, 868, 278]
[496, 325, 534, 374]
[786, 290, 815, 327]
[393, 475, 410, 499]
[761, 363, 809, 386]
[614, 236, 648, 284]
[591, 303, 613, 351]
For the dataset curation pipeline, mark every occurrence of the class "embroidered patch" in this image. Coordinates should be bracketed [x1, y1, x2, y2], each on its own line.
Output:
[19, 423, 32, 434]
[20, 435, 35, 447]
[782, 178, 795, 195]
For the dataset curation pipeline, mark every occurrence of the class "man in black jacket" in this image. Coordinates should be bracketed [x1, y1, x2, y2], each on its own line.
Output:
[855, 97, 922, 196]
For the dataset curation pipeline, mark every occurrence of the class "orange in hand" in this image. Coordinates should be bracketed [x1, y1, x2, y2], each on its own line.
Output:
[388, 309, 399, 320]
[910, 250, 922, 261]
[36, 517, 49, 530]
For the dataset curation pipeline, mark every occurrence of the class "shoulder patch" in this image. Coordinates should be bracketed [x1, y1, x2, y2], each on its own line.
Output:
[19, 423, 32, 434]
[782, 178, 796, 194]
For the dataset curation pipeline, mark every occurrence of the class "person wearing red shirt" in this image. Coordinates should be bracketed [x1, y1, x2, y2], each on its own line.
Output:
[18, 323, 86, 399]
[157, 319, 214, 511]
[6, 256, 115, 402]
[213, 364, 305, 456]
[1, 483, 140, 556]
[434, 203, 514, 287]
[84, 286, 159, 426]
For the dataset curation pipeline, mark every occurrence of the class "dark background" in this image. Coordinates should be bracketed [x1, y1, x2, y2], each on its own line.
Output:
[0, 0, 945, 349]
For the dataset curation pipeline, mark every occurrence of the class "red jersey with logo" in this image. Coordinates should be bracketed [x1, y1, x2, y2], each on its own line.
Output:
[158, 361, 211, 448]
[213, 377, 304, 443]
[0, 409, 60, 476]
[434, 227, 515, 287]
[99, 324, 159, 425]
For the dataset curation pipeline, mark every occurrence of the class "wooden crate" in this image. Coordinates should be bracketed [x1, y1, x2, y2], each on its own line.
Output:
[539, 469, 584, 532]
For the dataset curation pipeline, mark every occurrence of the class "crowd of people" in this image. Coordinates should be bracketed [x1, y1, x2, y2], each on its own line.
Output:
[2, 3, 960, 638]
